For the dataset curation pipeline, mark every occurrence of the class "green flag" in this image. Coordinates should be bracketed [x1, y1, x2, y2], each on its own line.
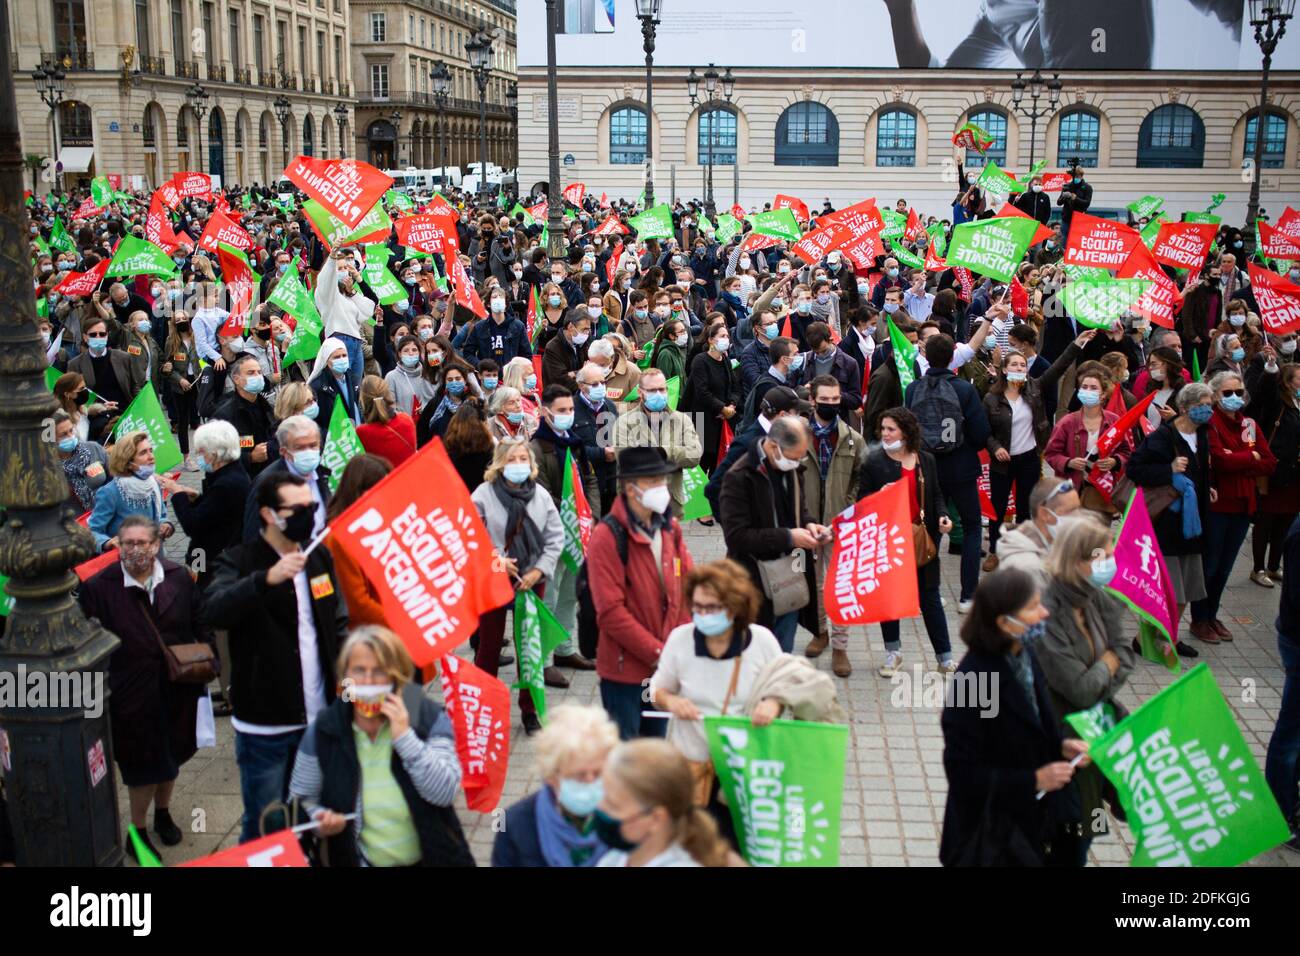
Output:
[945, 217, 1040, 282]
[1139, 217, 1165, 249]
[680, 465, 713, 522]
[926, 221, 948, 257]
[509, 201, 535, 226]
[1137, 619, 1180, 672]
[715, 214, 742, 244]
[1128, 195, 1165, 219]
[1058, 277, 1153, 330]
[1206, 192, 1226, 213]
[1025, 159, 1046, 181]
[36, 296, 48, 319]
[889, 240, 923, 270]
[304, 198, 392, 250]
[627, 203, 674, 240]
[386, 188, 416, 211]
[89, 175, 112, 208]
[748, 208, 801, 242]
[111, 381, 183, 474]
[636, 341, 656, 370]
[112, 189, 136, 206]
[698, 214, 716, 234]
[44, 365, 102, 398]
[360, 244, 406, 306]
[127, 824, 164, 867]
[240, 192, 252, 209]
[559, 448, 590, 573]
[705, 716, 849, 867]
[975, 161, 1019, 196]
[105, 235, 178, 279]
[880, 209, 907, 241]
[33, 234, 50, 258]
[512, 590, 568, 721]
[1060, 262, 1112, 283]
[1076, 663, 1291, 867]
[321, 395, 363, 492]
[1191, 349, 1202, 383]
[428, 255, 448, 293]
[1183, 211, 1221, 226]
[1064, 700, 1120, 742]
[0, 573, 15, 616]
[624, 374, 680, 409]
[887, 316, 917, 393]
[267, 269, 323, 329]
[49, 218, 74, 253]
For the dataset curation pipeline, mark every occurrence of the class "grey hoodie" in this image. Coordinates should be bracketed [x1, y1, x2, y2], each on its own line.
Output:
[995, 521, 1052, 589]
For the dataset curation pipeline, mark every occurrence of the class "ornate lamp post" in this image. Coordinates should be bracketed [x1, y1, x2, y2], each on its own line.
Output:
[505, 81, 518, 173]
[389, 109, 402, 167]
[185, 82, 210, 174]
[466, 31, 494, 202]
[1, 1, 123, 866]
[543, 0, 565, 257]
[31, 62, 65, 190]
[333, 102, 348, 158]
[274, 94, 291, 168]
[687, 64, 734, 219]
[431, 61, 451, 184]
[1245, 1, 1295, 257]
[635, 0, 662, 208]
[1009, 69, 1061, 170]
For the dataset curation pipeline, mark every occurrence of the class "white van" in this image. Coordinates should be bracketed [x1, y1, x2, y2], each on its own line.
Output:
[385, 167, 462, 192]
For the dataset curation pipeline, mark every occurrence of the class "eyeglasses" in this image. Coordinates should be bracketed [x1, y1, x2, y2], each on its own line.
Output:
[119, 541, 156, 551]
[691, 603, 727, 615]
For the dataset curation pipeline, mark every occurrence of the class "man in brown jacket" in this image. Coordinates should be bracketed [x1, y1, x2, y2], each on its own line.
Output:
[540, 310, 591, 389]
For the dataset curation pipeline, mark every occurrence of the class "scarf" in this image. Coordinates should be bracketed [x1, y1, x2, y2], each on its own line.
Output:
[1168, 472, 1202, 539]
[535, 783, 606, 867]
[114, 473, 163, 520]
[491, 476, 545, 569]
[536, 419, 583, 454]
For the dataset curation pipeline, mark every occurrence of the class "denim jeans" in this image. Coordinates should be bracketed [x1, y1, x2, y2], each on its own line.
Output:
[771, 611, 799, 653]
[234, 728, 305, 844]
[1190, 511, 1251, 624]
[335, 332, 365, 393]
[879, 582, 952, 660]
[940, 475, 983, 601]
[1266, 631, 1300, 827]
[600, 678, 666, 741]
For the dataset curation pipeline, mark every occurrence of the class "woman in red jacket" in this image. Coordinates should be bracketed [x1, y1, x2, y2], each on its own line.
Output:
[1190, 370, 1278, 642]
[1043, 363, 1131, 515]
[587, 447, 694, 741]
[356, 375, 417, 467]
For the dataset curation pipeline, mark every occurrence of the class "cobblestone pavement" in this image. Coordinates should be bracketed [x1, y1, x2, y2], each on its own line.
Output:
[127, 477, 1297, 867]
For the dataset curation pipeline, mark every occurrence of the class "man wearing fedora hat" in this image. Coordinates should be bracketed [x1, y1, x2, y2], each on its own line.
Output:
[587, 446, 695, 740]
[610, 367, 702, 517]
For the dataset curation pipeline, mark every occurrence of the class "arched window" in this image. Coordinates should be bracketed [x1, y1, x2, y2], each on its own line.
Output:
[176, 109, 189, 148]
[58, 101, 93, 146]
[1138, 104, 1205, 168]
[303, 114, 315, 157]
[1245, 109, 1288, 169]
[609, 106, 647, 165]
[775, 101, 838, 167]
[1057, 109, 1100, 167]
[876, 108, 917, 167]
[964, 109, 1006, 167]
[698, 107, 736, 166]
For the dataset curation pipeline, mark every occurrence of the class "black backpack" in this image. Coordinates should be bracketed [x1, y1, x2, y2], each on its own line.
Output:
[575, 514, 628, 661]
[914, 373, 965, 454]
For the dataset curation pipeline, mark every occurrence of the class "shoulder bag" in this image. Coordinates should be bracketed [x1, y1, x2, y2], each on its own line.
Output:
[137, 589, 220, 685]
[754, 471, 811, 616]
[912, 464, 938, 567]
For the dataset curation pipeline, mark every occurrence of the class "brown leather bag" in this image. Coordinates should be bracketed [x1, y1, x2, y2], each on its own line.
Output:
[687, 655, 743, 807]
[912, 467, 938, 567]
[137, 589, 220, 685]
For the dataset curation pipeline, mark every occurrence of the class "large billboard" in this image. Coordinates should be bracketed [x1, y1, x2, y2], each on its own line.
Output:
[521, 0, 1300, 71]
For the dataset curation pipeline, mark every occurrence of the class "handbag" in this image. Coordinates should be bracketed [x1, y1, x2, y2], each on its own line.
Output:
[754, 471, 810, 617]
[912, 466, 938, 568]
[687, 655, 743, 807]
[1143, 485, 1180, 520]
[137, 590, 220, 685]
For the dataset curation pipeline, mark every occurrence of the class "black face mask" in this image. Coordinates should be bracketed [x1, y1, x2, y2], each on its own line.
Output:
[815, 402, 840, 423]
[74, 390, 89, 406]
[254, 328, 272, 341]
[591, 809, 639, 852]
[175, 322, 191, 334]
[273, 505, 315, 544]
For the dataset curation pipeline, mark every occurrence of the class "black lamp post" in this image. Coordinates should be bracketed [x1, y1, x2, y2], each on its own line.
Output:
[636, 0, 662, 208]
[687, 63, 734, 220]
[544, 0, 565, 256]
[505, 81, 518, 172]
[431, 61, 451, 184]
[466, 31, 494, 203]
[334, 102, 348, 158]
[185, 82, 210, 174]
[274, 94, 291, 167]
[389, 109, 402, 167]
[1009, 69, 1061, 170]
[1245, 1, 1295, 257]
[31, 62, 65, 189]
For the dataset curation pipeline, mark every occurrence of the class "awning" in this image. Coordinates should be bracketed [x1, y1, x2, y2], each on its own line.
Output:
[58, 147, 95, 173]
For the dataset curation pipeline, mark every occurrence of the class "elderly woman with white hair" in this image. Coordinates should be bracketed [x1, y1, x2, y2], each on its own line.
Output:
[491, 704, 620, 867]
[161, 419, 252, 592]
[501, 355, 540, 416]
[590, 334, 640, 404]
[487, 384, 538, 442]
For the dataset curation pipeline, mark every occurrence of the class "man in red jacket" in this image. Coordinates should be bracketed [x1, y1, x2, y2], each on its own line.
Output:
[588, 447, 694, 740]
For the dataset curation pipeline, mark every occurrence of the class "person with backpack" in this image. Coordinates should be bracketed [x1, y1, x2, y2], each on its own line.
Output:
[585, 448, 694, 741]
[905, 333, 991, 614]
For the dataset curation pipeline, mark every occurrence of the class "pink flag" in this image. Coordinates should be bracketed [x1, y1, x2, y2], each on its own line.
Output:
[1107, 488, 1179, 649]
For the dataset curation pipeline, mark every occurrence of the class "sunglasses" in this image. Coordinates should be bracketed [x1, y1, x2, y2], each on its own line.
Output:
[1045, 480, 1074, 503]
[1220, 389, 1244, 398]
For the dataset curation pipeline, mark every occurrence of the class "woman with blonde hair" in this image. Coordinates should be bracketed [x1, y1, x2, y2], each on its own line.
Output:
[274, 379, 320, 425]
[89, 431, 174, 551]
[594, 739, 734, 867]
[356, 374, 417, 466]
[601, 332, 641, 404]
[492, 704, 621, 867]
[289, 624, 473, 867]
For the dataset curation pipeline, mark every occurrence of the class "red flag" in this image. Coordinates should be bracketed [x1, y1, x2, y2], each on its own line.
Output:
[216, 245, 255, 334]
[993, 202, 1054, 247]
[395, 213, 459, 255]
[840, 231, 884, 271]
[824, 480, 918, 626]
[73, 197, 103, 219]
[562, 182, 586, 205]
[447, 253, 486, 319]
[411, 393, 421, 421]
[525, 286, 540, 342]
[1118, 242, 1183, 329]
[180, 830, 309, 867]
[528, 200, 549, 221]
[1258, 220, 1300, 260]
[1151, 221, 1218, 271]
[599, 191, 608, 207]
[791, 222, 853, 265]
[1064, 212, 1141, 270]
[1276, 206, 1300, 240]
[780, 313, 793, 340]
[903, 208, 924, 242]
[773, 193, 809, 223]
[1249, 262, 1300, 335]
[155, 180, 182, 210]
[976, 450, 1014, 522]
[740, 231, 779, 253]
[1010, 277, 1029, 317]
[730, 203, 745, 219]
[954, 267, 975, 302]
[54, 259, 109, 297]
[1038, 172, 1070, 193]
[859, 351, 871, 401]
[1086, 391, 1158, 502]
[924, 246, 948, 272]
[329, 438, 515, 667]
[819, 199, 885, 240]
[606, 240, 623, 285]
[439, 654, 511, 812]
[592, 214, 628, 237]
[718, 419, 735, 461]
[75, 547, 119, 582]
[172, 171, 212, 199]
[145, 191, 178, 253]
[197, 210, 253, 254]
[283, 156, 392, 230]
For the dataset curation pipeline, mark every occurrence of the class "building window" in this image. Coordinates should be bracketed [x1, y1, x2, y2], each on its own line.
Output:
[370, 63, 389, 99]
[1057, 109, 1100, 167]
[1245, 110, 1288, 169]
[334, 35, 341, 82]
[775, 101, 839, 167]
[135, 0, 151, 59]
[409, 14, 414, 40]
[876, 108, 917, 167]
[1138, 104, 1205, 168]
[610, 106, 647, 165]
[370, 11, 386, 43]
[303, 114, 314, 158]
[316, 30, 324, 78]
[229, 10, 241, 69]
[276, 20, 287, 69]
[420, 18, 426, 45]
[170, 0, 185, 66]
[202, 1, 215, 61]
[963, 109, 1007, 167]
[698, 107, 736, 165]
[59, 101, 92, 145]
[253, 14, 264, 73]
[297, 25, 306, 73]
[176, 110, 188, 148]
[53, 0, 89, 59]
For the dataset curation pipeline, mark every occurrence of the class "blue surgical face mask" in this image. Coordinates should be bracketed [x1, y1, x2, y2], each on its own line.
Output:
[482, 376, 498, 390]
[1230, 348, 1245, 362]
[197, 454, 214, 473]
[857, 283, 869, 295]
[1077, 388, 1101, 407]
[244, 375, 265, 395]
[764, 322, 780, 338]
[446, 379, 466, 396]
[888, 268, 899, 279]
[290, 449, 321, 476]
[524, 374, 537, 391]
[644, 392, 669, 412]
[789, 354, 805, 372]
[506, 410, 524, 424]
[884, 302, 899, 314]
[57, 436, 78, 453]
[1010, 614, 1046, 644]
[635, 308, 648, 320]
[503, 462, 531, 484]
[552, 412, 575, 431]
[87, 336, 108, 354]
[303, 402, 320, 420]
[135, 464, 156, 479]
[1089, 555, 1117, 588]
[1220, 394, 1245, 413]
[401, 353, 420, 369]
[694, 609, 732, 637]
[796, 301, 813, 315]
[548, 294, 563, 307]
[331, 357, 350, 376]
[587, 383, 606, 403]
[137, 320, 152, 336]
[557, 777, 604, 817]
[1188, 403, 1213, 425]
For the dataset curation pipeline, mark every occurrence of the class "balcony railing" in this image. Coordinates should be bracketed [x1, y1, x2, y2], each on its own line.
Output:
[340, 81, 350, 97]
[207, 63, 226, 82]
[305, 76, 318, 93]
[42, 49, 94, 71]
[259, 68, 277, 87]
[234, 67, 252, 85]
[280, 71, 298, 90]
[141, 54, 166, 76]
[176, 58, 199, 78]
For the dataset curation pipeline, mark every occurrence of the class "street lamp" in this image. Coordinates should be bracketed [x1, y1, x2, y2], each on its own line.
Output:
[390, 109, 402, 167]
[1009, 69, 1061, 170]
[431, 61, 451, 183]
[3, 28, 124, 867]
[32, 62, 66, 190]
[1245, 1, 1295, 257]
[636, 0, 662, 208]
[274, 94, 291, 167]
[185, 82, 210, 174]
[687, 63, 733, 219]
[466, 31, 494, 203]
[333, 102, 348, 158]
[505, 81, 517, 172]
[544, 0, 566, 257]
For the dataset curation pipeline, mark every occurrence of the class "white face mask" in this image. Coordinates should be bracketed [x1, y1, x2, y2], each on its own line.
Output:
[882, 438, 903, 453]
[771, 445, 801, 471]
[636, 483, 671, 514]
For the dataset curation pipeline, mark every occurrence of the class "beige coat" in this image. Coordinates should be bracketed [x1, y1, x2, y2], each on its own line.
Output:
[611, 407, 702, 507]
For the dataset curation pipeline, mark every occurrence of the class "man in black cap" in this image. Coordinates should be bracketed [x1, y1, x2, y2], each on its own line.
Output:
[705, 385, 811, 517]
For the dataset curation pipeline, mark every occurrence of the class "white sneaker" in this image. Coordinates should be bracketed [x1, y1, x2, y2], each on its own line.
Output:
[878, 651, 903, 678]
[936, 659, 958, 675]
[957, 599, 973, 614]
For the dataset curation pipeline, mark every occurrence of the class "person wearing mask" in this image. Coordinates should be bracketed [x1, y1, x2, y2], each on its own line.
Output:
[308, 336, 361, 435]
[238, 311, 282, 403]
[795, 321, 863, 424]
[1248, 363, 1300, 589]
[535, 281, 572, 352]
[716, 273, 750, 331]
[160, 420, 252, 593]
[801, 376, 870, 676]
[720, 415, 829, 653]
[384, 334, 438, 420]
[594, 335, 640, 405]
[572, 362, 618, 518]
[618, 290, 657, 352]
[191, 282, 233, 366]
[610, 368, 703, 517]
[530, 384, 598, 678]
[122, 310, 162, 392]
[1037, 515, 1135, 864]
[488, 384, 539, 442]
[739, 309, 782, 396]
[839, 305, 880, 392]
[89, 431, 173, 553]
[470, 438, 565, 735]
[93, 281, 152, 337]
[1190, 371, 1277, 643]
[741, 337, 802, 428]
[502, 356, 541, 415]
[995, 477, 1082, 591]
[650, 316, 689, 384]
[195, 333, 247, 420]
[542, 311, 592, 389]
[202, 471, 349, 843]
[939, 568, 1088, 867]
[1056, 164, 1093, 246]
[1133, 346, 1188, 431]
[589, 447, 694, 740]
[809, 278, 841, 338]
[870, 258, 908, 309]
[69, 316, 141, 419]
[1205, 329, 1251, 381]
[1014, 174, 1052, 225]
[1044, 366, 1131, 515]
[315, 249, 374, 393]
[78, 516, 214, 864]
[241, 415, 332, 544]
[492, 703, 620, 867]
[684, 322, 741, 481]
[53, 372, 102, 443]
[52, 410, 109, 514]
[604, 270, 633, 328]
[163, 310, 201, 465]
[274, 382, 321, 438]
[213, 353, 276, 480]
[464, 283, 533, 369]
